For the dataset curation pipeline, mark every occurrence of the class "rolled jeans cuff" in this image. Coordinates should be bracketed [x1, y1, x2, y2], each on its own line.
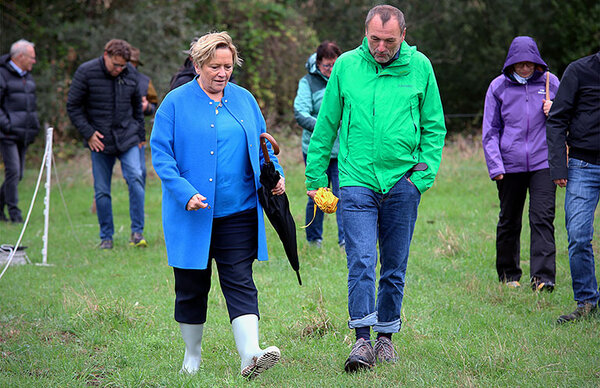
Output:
[373, 318, 402, 333]
[348, 312, 377, 329]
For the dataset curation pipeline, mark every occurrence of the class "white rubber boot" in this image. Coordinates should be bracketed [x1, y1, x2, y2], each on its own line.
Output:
[179, 323, 204, 374]
[231, 314, 280, 379]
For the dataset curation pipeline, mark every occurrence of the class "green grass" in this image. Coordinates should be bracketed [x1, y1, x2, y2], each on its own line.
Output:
[1, 133, 599, 387]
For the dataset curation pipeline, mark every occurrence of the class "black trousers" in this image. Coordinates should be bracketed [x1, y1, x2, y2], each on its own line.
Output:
[173, 208, 259, 324]
[495, 169, 556, 283]
[0, 140, 26, 220]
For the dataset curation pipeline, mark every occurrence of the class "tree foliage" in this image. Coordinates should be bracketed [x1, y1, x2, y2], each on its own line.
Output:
[1, 0, 598, 139]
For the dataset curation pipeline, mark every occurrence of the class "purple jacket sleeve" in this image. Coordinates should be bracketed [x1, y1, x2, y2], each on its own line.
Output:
[482, 78, 505, 180]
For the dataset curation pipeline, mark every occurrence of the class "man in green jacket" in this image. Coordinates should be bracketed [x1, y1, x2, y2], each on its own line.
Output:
[305, 4, 446, 372]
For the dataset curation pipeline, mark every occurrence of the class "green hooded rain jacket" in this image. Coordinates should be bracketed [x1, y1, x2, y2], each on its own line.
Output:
[305, 38, 446, 194]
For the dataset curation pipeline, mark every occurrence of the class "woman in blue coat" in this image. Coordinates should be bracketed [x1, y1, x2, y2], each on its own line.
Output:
[150, 32, 284, 379]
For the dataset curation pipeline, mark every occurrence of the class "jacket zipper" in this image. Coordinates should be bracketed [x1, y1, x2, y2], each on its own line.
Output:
[525, 83, 530, 171]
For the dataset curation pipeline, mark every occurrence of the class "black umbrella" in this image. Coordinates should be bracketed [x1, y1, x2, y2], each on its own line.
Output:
[257, 133, 302, 285]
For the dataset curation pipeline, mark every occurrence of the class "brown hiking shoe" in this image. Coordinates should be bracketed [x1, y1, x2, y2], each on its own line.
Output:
[374, 336, 398, 363]
[344, 338, 375, 372]
[557, 303, 598, 324]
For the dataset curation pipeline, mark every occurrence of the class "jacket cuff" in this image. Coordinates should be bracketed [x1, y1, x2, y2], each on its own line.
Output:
[550, 167, 568, 181]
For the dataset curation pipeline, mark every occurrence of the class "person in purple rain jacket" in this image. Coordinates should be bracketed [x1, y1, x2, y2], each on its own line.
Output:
[482, 36, 559, 291]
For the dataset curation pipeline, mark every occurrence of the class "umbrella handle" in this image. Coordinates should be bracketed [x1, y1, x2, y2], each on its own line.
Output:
[260, 133, 280, 164]
[545, 71, 550, 100]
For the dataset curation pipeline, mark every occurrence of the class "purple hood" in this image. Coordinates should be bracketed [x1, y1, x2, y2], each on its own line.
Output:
[502, 36, 548, 75]
[482, 36, 560, 179]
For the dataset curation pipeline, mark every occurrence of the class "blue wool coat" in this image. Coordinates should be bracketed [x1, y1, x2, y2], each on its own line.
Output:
[150, 79, 283, 269]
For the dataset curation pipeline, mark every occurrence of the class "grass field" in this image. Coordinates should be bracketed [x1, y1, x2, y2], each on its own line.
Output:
[1, 133, 599, 387]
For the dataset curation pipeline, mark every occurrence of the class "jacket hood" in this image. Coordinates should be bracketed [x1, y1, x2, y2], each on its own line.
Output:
[305, 52, 329, 80]
[502, 36, 547, 74]
[358, 37, 415, 68]
[0, 53, 19, 75]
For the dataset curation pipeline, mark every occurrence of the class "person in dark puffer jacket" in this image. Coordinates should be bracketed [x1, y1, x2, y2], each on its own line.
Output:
[0, 39, 40, 223]
[67, 39, 147, 249]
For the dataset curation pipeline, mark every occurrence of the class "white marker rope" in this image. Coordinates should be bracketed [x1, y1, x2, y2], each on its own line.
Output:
[0, 137, 50, 280]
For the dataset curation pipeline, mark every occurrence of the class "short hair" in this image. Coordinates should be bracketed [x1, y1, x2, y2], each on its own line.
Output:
[316, 41, 342, 63]
[365, 5, 406, 31]
[10, 39, 34, 58]
[130, 46, 141, 64]
[104, 39, 131, 61]
[190, 31, 242, 68]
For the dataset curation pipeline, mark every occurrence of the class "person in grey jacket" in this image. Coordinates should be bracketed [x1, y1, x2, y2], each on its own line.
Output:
[67, 39, 146, 249]
[294, 41, 344, 248]
[0, 39, 40, 223]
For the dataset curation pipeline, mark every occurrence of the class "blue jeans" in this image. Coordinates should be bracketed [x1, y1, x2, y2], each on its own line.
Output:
[565, 158, 600, 306]
[303, 154, 344, 245]
[341, 175, 421, 333]
[91, 145, 145, 241]
[139, 144, 147, 186]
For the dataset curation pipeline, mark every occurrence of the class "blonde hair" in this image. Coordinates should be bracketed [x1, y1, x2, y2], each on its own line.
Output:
[190, 31, 243, 68]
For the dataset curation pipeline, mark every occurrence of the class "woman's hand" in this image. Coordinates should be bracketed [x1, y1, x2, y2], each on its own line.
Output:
[186, 193, 208, 211]
[543, 99, 553, 116]
[272, 177, 285, 195]
[493, 174, 504, 181]
[554, 179, 567, 188]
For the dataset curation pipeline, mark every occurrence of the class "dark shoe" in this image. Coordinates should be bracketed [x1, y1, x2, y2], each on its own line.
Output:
[129, 232, 147, 247]
[374, 336, 398, 363]
[99, 240, 113, 250]
[10, 215, 23, 223]
[344, 338, 375, 372]
[531, 278, 555, 293]
[557, 303, 597, 324]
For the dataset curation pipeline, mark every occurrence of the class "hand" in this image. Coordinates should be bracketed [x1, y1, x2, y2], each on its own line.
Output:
[543, 99, 553, 116]
[186, 193, 208, 211]
[306, 190, 317, 199]
[142, 96, 149, 112]
[138, 141, 146, 149]
[272, 177, 285, 195]
[88, 131, 105, 152]
[493, 174, 504, 181]
[554, 179, 567, 188]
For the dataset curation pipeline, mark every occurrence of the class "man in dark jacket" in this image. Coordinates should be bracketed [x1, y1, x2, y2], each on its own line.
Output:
[67, 39, 147, 249]
[169, 38, 199, 91]
[0, 39, 40, 223]
[547, 52, 600, 323]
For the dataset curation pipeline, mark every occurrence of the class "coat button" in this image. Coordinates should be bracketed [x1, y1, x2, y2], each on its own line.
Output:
[209, 178, 213, 182]
[224, 100, 228, 103]
[210, 151, 214, 155]
[209, 101, 213, 105]
[207, 205, 211, 209]
[210, 124, 214, 128]
[240, 119, 244, 123]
